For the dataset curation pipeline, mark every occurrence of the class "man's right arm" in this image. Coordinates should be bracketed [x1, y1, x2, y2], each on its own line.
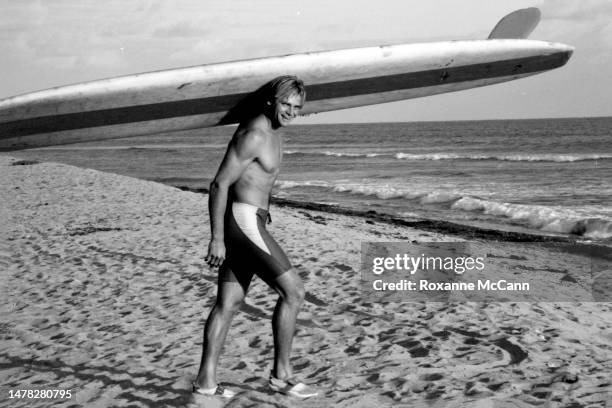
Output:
[205, 130, 264, 268]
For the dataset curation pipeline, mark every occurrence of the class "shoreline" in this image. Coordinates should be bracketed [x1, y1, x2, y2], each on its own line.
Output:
[176, 186, 612, 255]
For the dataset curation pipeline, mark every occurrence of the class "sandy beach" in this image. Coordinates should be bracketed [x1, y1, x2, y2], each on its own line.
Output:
[1, 155, 611, 408]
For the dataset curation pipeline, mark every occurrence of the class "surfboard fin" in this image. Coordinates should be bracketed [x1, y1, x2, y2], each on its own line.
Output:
[488, 7, 541, 39]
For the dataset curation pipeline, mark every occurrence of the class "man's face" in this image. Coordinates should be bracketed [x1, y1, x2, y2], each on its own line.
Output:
[272, 92, 303, 128]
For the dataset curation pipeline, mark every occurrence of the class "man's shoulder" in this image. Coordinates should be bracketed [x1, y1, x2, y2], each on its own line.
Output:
[235, 117, 271, 143]
[231, 123, 268, 157]
[234, 126, 266, 145]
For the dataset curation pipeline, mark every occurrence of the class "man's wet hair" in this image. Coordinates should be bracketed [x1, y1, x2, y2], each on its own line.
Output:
[267, 76, 306, 103]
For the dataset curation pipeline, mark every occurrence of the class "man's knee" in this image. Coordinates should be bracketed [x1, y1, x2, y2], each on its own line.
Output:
[216, 283, 246, 314]
[215, 298, 243, 317]
[275, 269, 305, 305]
[217, 296, 243, 314]
[287, 283, 305, 305]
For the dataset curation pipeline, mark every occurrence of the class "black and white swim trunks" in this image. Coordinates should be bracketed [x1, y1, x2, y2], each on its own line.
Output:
[220, 202, 292, 289]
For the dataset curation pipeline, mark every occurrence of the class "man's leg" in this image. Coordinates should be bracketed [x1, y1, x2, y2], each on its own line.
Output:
[194, 280, 246, 389]
[270, 269, 305, 380]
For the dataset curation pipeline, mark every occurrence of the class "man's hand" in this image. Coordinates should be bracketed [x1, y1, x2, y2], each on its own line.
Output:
[206, 239, 226, 268]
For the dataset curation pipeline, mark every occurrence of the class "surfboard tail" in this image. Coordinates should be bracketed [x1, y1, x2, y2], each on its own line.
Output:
[488, 8, 542, 39]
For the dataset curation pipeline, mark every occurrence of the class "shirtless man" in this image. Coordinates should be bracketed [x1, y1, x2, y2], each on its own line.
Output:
[193, 76, 317, 399]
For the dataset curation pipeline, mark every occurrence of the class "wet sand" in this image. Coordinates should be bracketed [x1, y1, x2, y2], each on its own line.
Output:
[1, 155, 611, 407]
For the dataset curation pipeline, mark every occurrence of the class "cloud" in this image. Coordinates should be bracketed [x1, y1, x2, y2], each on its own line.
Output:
[76, 50, 128, 70]
[152, 21, 209, 38]
[37, 56, 79, 70]
[540, 0, 612, 21]
[537, 0, 612, 54]
[168, 38, 233, 62]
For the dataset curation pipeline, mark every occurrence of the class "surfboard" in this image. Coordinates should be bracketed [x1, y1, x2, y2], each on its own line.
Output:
[0, 8, 573, 151]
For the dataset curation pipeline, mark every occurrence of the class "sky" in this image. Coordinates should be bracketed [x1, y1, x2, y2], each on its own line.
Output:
[1, 0, 611, 123]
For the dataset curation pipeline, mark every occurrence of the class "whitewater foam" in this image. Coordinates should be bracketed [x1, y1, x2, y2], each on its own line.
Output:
[283, 150, 612, 162]
[275, 180, 330, 189]
[323, 151, 383, 158]
[276, 180, 612, 239]
[394, 152, 612, 162]
[452, 197, 612, 239]
[277, 180, 463, 204]
[332, 184, 420, 200]
[283, 150, 380, 157]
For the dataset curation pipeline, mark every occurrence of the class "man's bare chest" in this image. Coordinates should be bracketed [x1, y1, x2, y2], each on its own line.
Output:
[257, 146, 281, 174]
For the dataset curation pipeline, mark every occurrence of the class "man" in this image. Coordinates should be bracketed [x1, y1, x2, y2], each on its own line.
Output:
[193, 76, 318, 399]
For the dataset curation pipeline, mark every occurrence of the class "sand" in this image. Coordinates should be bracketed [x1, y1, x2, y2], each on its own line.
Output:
[1, 155, 611, 408]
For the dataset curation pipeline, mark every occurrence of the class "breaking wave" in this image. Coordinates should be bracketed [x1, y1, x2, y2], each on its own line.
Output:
[394, 153, 612, 162]
[277, 181, 461, 203]
[284, 150, 383, 158]
[283, 150, 612, 162]
[452, 197, 612, 239]
[276, 180, 612, 239]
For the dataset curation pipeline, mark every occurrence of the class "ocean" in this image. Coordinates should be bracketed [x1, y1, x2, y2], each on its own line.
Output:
[12, 117, 612, 242]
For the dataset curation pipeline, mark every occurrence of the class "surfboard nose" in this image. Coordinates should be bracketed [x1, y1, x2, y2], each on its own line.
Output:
[525, 41, 574, 72]
[550, 42, 574, 66]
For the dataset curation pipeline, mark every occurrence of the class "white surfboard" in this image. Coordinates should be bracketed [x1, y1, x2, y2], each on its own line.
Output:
[0, 8, 573, 151]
